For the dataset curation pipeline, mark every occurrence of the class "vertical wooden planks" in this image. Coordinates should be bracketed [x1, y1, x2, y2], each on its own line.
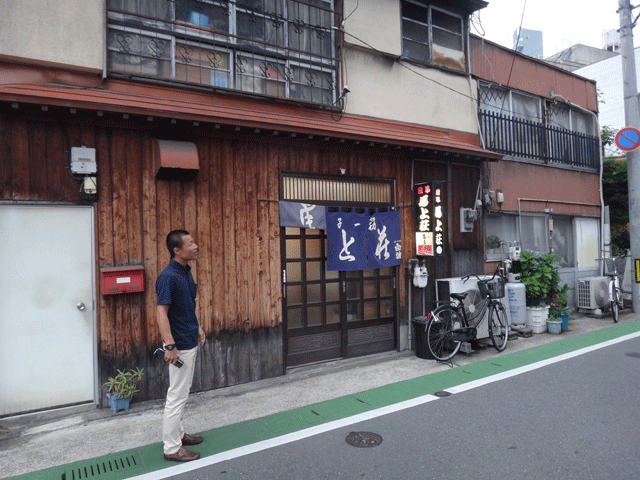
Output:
[97, 127, 115, 365]
[195, 140, 215, 389]
[110, 129, 132, 360]
[195, 138, 213, 337]
[141, 136, 159, 347]
[256, 143, 271, 329]
[222, 140, 238, 332]
[0, 118, 11, 198]
[11, 122, 29, 199]
[125, 133, 145, 359]
[246, 141, 260, 331]
[208, 138, 225, 336]
[46, 124, 66, 200]
[267, 144, 282, 327]
[234, 140, 249, 332]
[29, 121, 47, 197]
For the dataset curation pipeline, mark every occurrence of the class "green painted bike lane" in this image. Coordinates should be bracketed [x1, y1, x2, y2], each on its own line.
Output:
[11, 319, 640, 480]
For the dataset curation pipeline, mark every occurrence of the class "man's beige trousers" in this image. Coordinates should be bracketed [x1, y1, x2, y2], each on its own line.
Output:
[162, 346, 198, 454]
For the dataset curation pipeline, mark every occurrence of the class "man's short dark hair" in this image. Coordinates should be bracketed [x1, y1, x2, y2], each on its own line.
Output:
[166, 230, 190, 258]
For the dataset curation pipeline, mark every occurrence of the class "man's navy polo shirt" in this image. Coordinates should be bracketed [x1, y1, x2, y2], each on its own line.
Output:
[156, 259, 199, 350]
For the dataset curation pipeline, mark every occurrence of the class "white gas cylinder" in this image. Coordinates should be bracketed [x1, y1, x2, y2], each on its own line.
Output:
[506, 280, 527, 326]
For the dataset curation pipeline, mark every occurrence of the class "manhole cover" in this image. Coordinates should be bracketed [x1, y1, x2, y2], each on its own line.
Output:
[625, 352, 640, 358]
[345, 431, 383, 448]
[434, 390, 451, 397]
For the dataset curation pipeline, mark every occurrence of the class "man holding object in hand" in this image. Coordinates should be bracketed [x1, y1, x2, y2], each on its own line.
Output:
[156, 229, 206, 462]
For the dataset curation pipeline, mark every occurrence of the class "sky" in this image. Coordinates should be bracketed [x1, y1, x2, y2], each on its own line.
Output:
[475, 0, 624, 58]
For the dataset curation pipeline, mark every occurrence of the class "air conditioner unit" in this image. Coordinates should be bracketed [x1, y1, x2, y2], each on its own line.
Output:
[577, 276, 609, 310]
[436, 276, 494, 339]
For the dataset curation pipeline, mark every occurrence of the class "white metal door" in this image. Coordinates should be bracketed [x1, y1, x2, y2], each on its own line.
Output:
[0, 205, 95, 415]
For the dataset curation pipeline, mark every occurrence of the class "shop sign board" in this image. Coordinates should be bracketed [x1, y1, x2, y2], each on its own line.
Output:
[414, 182, 445, 256]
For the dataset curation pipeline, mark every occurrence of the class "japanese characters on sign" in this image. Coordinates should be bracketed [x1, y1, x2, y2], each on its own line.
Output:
[279, 201, 402, 271]
[326, 210, 368, 271]
[414, 182, 445, 256]
[278, 201, 327, 229]
[367, 210, 402, 269]
[433, 181, 445, 255]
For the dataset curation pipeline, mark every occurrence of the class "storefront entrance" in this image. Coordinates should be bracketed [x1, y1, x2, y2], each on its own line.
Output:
[281, 173, 397, 367]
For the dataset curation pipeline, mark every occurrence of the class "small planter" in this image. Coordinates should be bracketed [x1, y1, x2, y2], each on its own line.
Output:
[526, 305, 550, 334]
[107, 394, 130, 413]
[547, 318, 562, 335]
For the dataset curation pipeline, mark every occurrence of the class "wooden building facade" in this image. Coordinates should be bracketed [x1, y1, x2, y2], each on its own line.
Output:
[0, 82, 499, 411]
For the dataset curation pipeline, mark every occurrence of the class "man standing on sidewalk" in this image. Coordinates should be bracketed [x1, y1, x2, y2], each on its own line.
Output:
[156, 229, 206, 462]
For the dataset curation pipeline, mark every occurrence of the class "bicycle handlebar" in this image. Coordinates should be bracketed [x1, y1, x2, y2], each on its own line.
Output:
[461, 264, 503, 283]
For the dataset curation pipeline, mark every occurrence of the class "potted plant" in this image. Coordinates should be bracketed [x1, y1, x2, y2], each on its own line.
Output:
[519, 250, 562, 333]
[486, 235, 503, 255]
[103, 367, 143, 413]
[549, 283, 570, 332]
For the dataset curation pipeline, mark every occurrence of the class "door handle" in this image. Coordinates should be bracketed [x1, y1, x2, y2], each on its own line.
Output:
[77, 302, 86, 311]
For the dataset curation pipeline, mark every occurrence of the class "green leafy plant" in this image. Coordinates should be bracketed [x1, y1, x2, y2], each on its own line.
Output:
[103, 368, 144, 400]
[519, 250, 562, 307]
[548, 283, 570, 318]
[486, 235, 502, 249]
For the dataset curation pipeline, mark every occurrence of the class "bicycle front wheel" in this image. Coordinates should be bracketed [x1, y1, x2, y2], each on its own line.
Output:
[611, 299, 619, 323]
[426, 305, 462, 361]
[489, 301, 508, 352]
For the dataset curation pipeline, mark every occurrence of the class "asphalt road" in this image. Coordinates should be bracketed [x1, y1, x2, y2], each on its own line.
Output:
[172, 336, 640, 480]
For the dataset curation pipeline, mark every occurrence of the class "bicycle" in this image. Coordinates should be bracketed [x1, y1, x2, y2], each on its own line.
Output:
[425, 268, 509, 362]
[596, 254, 626, 323]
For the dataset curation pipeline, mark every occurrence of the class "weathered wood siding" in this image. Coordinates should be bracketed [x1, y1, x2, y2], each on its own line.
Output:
[0, 111, 483, 403]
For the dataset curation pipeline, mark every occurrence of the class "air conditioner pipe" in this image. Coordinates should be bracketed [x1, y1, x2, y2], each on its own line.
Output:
[549, 90, 604, 274]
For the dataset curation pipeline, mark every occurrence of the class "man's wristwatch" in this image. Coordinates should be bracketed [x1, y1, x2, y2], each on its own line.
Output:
[164, 344, 176, 351]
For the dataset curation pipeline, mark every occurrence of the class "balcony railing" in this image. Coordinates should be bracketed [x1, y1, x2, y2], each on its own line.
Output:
[479, 110, 599, 169]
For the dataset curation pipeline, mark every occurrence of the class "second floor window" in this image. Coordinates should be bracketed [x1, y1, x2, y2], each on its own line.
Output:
[401, 0, 466, 72]
[107, 0, 338, 106]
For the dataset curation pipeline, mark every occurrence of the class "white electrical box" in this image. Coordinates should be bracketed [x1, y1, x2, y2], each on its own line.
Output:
[71, 146, 97, 174]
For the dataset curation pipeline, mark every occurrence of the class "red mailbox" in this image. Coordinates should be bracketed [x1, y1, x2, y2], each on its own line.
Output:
[101, 265, 144, 295]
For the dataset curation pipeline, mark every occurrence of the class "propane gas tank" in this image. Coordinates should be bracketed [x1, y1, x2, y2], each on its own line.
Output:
[506, 277, 527, 327]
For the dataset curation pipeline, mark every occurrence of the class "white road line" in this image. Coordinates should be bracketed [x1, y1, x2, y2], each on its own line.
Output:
[129, 330, 640, 480]
[447, 330, 640, 394]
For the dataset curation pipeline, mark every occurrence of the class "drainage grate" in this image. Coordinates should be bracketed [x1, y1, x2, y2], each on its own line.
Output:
[434, 390, 452, 397]
[345, 431, 383, 448]
[63, 452, 145, 480]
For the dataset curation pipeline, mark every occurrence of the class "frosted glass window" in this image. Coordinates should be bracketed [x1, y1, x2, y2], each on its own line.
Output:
[552, 216, 575, 268]
[520, 215, 548, 253]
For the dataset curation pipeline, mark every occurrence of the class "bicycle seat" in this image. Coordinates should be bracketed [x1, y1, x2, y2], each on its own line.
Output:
[450, 292, 467, 301]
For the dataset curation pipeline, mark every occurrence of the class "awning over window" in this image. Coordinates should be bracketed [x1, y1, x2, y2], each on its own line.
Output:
[154, 139, 199, 181]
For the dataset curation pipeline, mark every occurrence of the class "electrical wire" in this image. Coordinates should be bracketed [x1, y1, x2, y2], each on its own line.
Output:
[343, 0, 359, 24]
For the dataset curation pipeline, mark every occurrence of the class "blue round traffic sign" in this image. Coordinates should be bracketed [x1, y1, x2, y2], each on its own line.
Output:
[615, 127, 640, 152]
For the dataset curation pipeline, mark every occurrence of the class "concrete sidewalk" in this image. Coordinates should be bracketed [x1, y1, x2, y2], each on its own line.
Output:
[1, 311, 638, 479]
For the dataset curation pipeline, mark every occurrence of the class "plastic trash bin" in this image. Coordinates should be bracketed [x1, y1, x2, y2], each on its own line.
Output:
[412, 315, 432, 359]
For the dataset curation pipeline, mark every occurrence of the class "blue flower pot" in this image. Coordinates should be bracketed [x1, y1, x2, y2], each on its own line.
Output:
[560, 313, 569, 331]
[107, 395, 130, 413]
[547, 319, 562, 335]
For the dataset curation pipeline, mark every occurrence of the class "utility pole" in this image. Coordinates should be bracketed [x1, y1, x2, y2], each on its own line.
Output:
[619, 0, 640, 312]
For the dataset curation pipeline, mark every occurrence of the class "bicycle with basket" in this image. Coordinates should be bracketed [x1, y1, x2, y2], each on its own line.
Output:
[425, 267, 509, 362]
[595, 254, 627, 323]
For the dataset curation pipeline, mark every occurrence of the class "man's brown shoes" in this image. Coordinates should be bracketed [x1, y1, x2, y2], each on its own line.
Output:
[163, 446, 200, 462]
[181, 433, 204, 445]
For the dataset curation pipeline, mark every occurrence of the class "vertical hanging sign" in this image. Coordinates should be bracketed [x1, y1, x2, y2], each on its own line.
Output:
[433, 181, 445, 256]
[414, 183, 433, 256]
[414, 182, 445, 257]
